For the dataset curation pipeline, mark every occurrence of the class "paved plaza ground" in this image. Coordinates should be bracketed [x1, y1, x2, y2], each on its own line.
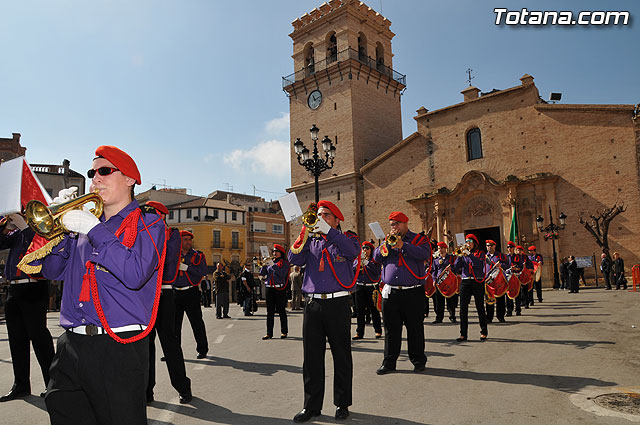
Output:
[0, 285, 639, 424]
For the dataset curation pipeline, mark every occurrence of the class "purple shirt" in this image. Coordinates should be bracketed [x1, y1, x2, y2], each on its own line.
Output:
[354, 257, 381, 284]
[373, 230, 431, 286]
[528, 253, 544, 266]
[0, 228, 36, 281]
[453, 250, 487, 281]
[507, 253, 533, 273]
[162, 228, 181, 284]
[431, 253, 455, 281]
[38, 200, 165, 329]
[174, 248, 207, 289]
[260, 258, 290, 287]
[288, 227, 360, 293]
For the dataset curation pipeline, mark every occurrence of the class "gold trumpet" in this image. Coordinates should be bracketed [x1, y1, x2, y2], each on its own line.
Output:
[25, 192, 104, 240]
[386, 234, 399, 247]
[253, 256, 272, 268]
[454, 244, 470, 257]
[302, 208, 318, 228]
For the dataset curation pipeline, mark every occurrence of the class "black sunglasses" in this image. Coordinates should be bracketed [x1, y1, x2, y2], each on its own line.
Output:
[87, 167, 120, 179]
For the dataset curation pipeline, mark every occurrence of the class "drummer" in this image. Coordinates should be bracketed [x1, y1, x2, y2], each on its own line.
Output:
[506, 243, 533, 316]
[431, 242, 458, 324]
[485, 240, 509, 323]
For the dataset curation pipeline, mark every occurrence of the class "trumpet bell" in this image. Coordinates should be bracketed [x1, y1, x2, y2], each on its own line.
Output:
[25, 192, 104, 240]
[302, 209, 318, 228]
[387, 234, 399, 247]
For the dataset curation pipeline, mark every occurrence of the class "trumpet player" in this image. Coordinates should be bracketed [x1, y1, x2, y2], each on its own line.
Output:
[431, 241, 458, 324]
[352, 241, 382, 340]
[288, 200, 360, 422]
[0, 213, 54, 402]
[452, 234, 489, 342]
[259, 244, 289, 340]
[373, 212, 430, 375]
[26, 146, 166, 425]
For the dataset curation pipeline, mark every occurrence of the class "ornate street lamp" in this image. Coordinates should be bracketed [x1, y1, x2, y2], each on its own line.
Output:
[293, 124, 335, 203]
[536, 205, 567, 289]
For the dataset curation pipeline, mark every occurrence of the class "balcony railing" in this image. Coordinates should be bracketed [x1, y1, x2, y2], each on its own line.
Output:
[282, 47, 406, 89]
[211, 241, 225, 249]
[231, 242, 243, 250]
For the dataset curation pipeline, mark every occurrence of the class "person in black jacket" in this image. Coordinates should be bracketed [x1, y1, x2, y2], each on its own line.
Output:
[239, 264, 255, 316]
[613, 252, 627, 290]
[600, 253, 612, 290]
[559, 257, 569, 290]
[567, 256, 579, 293]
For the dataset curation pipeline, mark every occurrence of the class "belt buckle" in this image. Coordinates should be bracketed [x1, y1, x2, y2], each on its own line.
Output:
[321, 293, 327, 300]
[85, 325, 99, 336]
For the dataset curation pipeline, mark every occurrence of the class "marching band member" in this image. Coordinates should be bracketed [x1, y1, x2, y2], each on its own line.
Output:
[528, 246, 544, 304]
[452, 234, 488, 342]
[288, 200, 360, 422]
[0, 214, 54, 402]
[506, 243, 532, 315]
[373, 212, 430, 375]
[144, 201, 192, 404]
[352, 241, 382, 340]
[173, 230, 209, 359]
[260, 244, 290, 340]
[505, 241, 519, 316]
[516, 245, 534, 309]
[485, 240, 509, 323]
[31, 146, 165, 424]
[431, 241, 458, 324]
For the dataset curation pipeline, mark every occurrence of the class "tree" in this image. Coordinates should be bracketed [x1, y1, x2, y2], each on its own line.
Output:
[578, 201, 626, 263]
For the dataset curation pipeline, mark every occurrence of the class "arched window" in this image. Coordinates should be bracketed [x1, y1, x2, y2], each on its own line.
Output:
[357, 32, 367, 61]
[376, 43, 384, 65]
[327, 32, 337, 63]
[304, 43, 315, 76]
[466, 128, 483, 161]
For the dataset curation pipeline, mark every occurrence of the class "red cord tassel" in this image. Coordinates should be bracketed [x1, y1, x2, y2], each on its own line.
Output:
[79, 262, 92, 302]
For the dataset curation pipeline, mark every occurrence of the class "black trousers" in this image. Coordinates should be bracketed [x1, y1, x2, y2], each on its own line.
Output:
[45, 330, 148, 425]
[603, 272, 611, 289]
[485, 295, 506, 322]
[381, 286, 427, 369]
[174, 287, 208, 356]
[507, 292, 522, 314]
[433, 291, 458, 322]
[302, 296, 352, 411]
[216, 291, 229, 317]
[354, 284, 382, 336]
[201, 286, 212, 307]
[4, 281, 54, 392]
[459, 279, 488, 338]
[265, 287, 288, 336]
[533, 279, 543, 302]
[147, 289, 191, 398]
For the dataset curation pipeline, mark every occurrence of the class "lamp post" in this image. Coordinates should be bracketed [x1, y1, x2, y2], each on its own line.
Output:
[536, 205, 567, 289]
[293, 124, 336, 203]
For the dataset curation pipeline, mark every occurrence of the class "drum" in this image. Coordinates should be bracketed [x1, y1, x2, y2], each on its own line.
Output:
[505, 270, 521, 299]
[436, 266, 459, 298]
[519, 267, 533, 287]
[486, 264, 508, 298]
[372, 284, 383, 312]
[533, 261, 542, 282]
[424, 274, 437, 298]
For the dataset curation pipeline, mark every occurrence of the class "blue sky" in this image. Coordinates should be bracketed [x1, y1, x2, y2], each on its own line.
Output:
[1, 1, 638, 200]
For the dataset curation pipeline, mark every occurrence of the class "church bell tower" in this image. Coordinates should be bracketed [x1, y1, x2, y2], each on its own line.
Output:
[283, 0, 406, 237]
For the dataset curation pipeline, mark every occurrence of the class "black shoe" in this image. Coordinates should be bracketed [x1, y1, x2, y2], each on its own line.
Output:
[456, 336, 467, 342]
[352, 334, 363, 340]
[524, 305, 529, 309]
[335, 407, 349, 420]
[196, 353, 207, 359]
[293, 408, 321, 423]
[498, 318, 506, 323]
[281, 333, 287, 339]
[216, 316, 222, 319]
[262, 335, 272, 340]
[160, 357, 166, 362]
[506, 312, 512, 317]
[516, 311, 522, 316]
[480, 334, 488, 341]
[413, 364, 426, 372]
[486, 319, 493, 324]
[40, 390, 47, 398]
[0, 386, 30, 402]
[179, 392, 193, 404]
[538, 299, 543, 303]
[375, 332, 382, 339]
[376, 365, 395, 375]
[244, 312, 253, 316]
[223, 315, 231, 318]
[449, 317, 457, 323]
[431, 320, 442, 324]
[605, 287, 612, 290]
[146, 394, 154, 404]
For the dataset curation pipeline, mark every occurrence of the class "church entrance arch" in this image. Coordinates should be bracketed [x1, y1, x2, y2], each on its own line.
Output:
[464, 226, 502, 252]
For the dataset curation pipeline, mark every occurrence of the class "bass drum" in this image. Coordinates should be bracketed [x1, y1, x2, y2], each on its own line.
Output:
[519, 267, 533, 290]
[436, 267, 459, 298]
[424, 274, 437, 298]
[506, 270, 521, 300]
[486, 264, 508, 298]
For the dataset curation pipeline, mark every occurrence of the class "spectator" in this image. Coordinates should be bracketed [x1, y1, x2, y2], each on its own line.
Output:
[213, 264, 231, 319]
[613, 252, 627, 290]
[567, 256, 579, 293]
[601, 253, 612, 290]
[559, 257, 568, 290]
[200, 275, 212, 308]
[290, 266, 303, 310]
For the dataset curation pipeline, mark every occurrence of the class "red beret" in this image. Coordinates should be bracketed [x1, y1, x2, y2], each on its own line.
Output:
[485, 240, 496, 246]
[146, 201, 168, 215]
[437, 241, 448, 248]
[507, 241, 516, 247]
[95, 145, 141, 185]
[528, 246, 536, 251]
[516, 245, 524, 250]
[362, 241, 375, 250]
[180, 230, 194, 239]
[317, 200, 344, 221]
[273, 244, 286, 255]
[465, 234, 479, 246]
[388, 211, 409, 223]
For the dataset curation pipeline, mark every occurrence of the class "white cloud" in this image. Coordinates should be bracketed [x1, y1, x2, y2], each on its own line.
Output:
[264, 112, 289, 136]
[223, 139, 290, 178]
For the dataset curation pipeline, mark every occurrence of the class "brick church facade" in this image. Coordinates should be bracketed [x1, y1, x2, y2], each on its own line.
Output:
[284, 0, 640, 285]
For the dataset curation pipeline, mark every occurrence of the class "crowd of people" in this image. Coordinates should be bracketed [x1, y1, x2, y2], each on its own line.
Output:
[0, 145, 634, 424]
